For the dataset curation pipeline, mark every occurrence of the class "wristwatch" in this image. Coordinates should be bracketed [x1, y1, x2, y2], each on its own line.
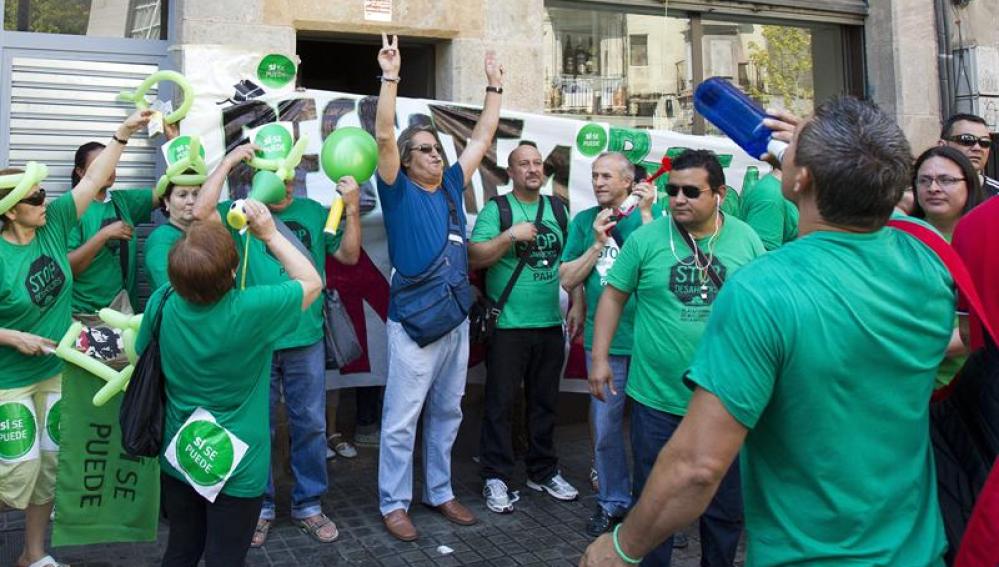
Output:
[486, 85, 504, 94]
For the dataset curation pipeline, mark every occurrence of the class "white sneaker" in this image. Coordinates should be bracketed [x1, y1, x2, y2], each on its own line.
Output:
[526, 472, 579, 501]
[483, 478, 516, 513]
[326, 446, 336, 460]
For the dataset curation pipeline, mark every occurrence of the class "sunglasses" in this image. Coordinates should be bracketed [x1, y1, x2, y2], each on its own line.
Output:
[19, 188, 46, 206]
[411, 143, 443, 154]
[947, 134, 993, 149]
[665, 184, 710, 199]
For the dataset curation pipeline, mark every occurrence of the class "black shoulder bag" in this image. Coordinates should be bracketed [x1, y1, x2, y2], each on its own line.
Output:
[469, 196, 545, 344]
[119, 288, 173, 457]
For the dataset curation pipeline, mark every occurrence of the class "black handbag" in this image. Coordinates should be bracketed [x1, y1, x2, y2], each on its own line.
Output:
[119, 288, 172, 457]
[469, 197, 543, 344]
[323, 288, 363, 369]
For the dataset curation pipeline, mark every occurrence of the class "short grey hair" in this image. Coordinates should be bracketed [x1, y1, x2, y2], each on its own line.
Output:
[795, 96, 912, 229]
[593, 152, 635, 184]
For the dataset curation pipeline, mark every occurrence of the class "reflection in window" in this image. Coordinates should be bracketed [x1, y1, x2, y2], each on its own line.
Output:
[544, 6, 830, 135]
[4, 0, 167, 39]
[544, 7, 694, 132]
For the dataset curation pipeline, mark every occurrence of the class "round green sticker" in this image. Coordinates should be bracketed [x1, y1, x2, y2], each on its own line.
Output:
[257, 54, 297, 89]
[0, 402, 36, 461]
[46, 400, 62, 446]
[254, 124, 293, 160]
[177, 420, 234, 487]
[167, 136, 207, 165]
[576, 123, 608, 157]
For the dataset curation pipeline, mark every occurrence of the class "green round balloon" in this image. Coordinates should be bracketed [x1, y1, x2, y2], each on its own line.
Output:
[321, 127, 378, 183]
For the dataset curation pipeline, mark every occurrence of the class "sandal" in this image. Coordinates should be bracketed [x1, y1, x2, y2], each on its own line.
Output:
[250, 518, 271, 548]
[20, 555, 68, 567]
[329, 434, 357, 458]
[294, 513, 340, 543]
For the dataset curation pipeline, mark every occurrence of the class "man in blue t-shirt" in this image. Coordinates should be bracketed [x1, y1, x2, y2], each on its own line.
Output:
[374, 33, 504, 542]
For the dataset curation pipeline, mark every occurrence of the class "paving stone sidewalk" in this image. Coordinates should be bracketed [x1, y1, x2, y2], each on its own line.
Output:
[1, 423, 743, 566]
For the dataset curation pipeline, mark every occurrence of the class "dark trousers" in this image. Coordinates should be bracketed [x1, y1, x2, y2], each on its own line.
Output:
[480, 326, 565, 483]
[161, 473, 264, 567]
[631, 401, 743, 567]
[356, 386, 383, 428]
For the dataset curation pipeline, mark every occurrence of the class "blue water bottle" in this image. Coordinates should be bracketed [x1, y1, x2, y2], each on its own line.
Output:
[694, 77, 787, 162]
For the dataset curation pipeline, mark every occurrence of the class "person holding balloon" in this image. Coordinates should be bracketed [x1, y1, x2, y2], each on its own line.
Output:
[192, 138, 361, 547]
[66, 122, 180, 313]
[0, 109, 152, 567]
[374, 32, 503, 541]
[143, 143, 253, 291]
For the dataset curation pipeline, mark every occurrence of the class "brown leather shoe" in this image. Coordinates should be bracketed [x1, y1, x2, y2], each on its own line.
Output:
[430, 499, 477, 526]
[383, 509, 418, 541]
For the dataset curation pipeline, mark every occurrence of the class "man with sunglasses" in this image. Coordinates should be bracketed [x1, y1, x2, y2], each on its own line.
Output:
[588, 149, 764, 566]
[559, 152, 659, 536]
[939, 113, 999, 197]
[374, 33, 503, 542]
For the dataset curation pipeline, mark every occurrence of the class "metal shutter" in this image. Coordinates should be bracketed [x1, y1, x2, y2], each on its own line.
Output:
[7, 56, 160, 196]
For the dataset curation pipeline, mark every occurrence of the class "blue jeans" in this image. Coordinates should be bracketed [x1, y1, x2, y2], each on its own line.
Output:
[378, 319, 469, 516]
[260, 341, 328, 521]
[585, 351, 632, 516]
[631, 401, 743, 567]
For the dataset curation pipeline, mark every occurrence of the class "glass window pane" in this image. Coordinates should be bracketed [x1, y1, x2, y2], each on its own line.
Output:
[4, 0, 167, 40]
[700, 19, 839, 131]
[543, 6, 695, 133]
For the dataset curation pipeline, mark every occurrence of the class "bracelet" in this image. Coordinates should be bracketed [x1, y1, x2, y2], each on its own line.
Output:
[506, 229, 517, 242]
[486, 85, 503, 94]
[379, 75, 401, 83]
[613, 524, 642, 565]
[111, 134, 128, 145]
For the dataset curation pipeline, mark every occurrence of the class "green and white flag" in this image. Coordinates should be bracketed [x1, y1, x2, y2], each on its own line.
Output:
[0, 397, 39, 464]
[52, 366, 159, 546]
[165, 407, 248, 502]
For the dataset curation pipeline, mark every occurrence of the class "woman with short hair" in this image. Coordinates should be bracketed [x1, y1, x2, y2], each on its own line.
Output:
[137, 199, 322, 567]
[0, 110, 152, 567]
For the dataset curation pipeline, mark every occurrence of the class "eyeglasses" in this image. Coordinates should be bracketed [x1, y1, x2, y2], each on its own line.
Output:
[946, 134, 993, 149]
[411, 143, 443, 154]
[18, 188, 46, 206]
[665, 184, 710, 199]
[915, 175, 966, 189]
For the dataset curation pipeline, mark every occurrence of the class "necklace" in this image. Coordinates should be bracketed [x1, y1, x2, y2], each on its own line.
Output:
[667, 213, 721, 300]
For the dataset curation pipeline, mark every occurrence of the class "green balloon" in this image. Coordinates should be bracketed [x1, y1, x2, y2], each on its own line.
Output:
[321, 127, 378, 182]
[249, 170, 287, 204]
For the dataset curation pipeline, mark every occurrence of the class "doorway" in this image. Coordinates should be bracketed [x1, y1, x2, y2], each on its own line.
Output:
[297, 35, 436, 99]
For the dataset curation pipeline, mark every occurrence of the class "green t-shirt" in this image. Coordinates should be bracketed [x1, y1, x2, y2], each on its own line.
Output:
[685, 229, 952, 567]
[560, 204, 663, 354]
[740, 174, 799, 250]
[143, 223, 185, 292]
[470, 195, 565, 329]
[720, 185, 741, 219]
[68, 189, 154, 312]
[606, 214, 765, 415]
[218, 198, 343, 350]
[139, 281, 302, 497]
[0, 192, 77, 389]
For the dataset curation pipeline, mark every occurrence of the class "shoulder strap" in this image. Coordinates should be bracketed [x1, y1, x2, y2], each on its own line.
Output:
[111, 198, 129, 287]
[494, 194, 513, 233]
[888, 219, 997, 341]
[673, 217, 724, 290]
[152, 288, 173, 340]
[493, 197, 544, 312]
[548, 195, 569, 239]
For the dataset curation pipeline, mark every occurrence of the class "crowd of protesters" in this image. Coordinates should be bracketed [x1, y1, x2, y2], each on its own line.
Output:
[1, 32, 998, 567]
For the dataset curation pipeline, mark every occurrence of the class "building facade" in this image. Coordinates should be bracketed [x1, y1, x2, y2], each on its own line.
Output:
[1, 0, 997, 187]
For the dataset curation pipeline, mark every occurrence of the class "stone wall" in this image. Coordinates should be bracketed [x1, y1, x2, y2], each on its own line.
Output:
[176, 0, 545, 113]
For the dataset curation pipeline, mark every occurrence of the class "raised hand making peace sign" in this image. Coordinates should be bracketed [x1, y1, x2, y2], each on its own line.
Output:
[379, 33, 401, 79]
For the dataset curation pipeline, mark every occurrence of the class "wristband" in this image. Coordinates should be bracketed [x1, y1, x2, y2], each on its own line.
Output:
[112, 134, 128, 145]
[486, 85, 503, 94]
[613, 524, 642, 565]
[379, 75, 401, 83]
